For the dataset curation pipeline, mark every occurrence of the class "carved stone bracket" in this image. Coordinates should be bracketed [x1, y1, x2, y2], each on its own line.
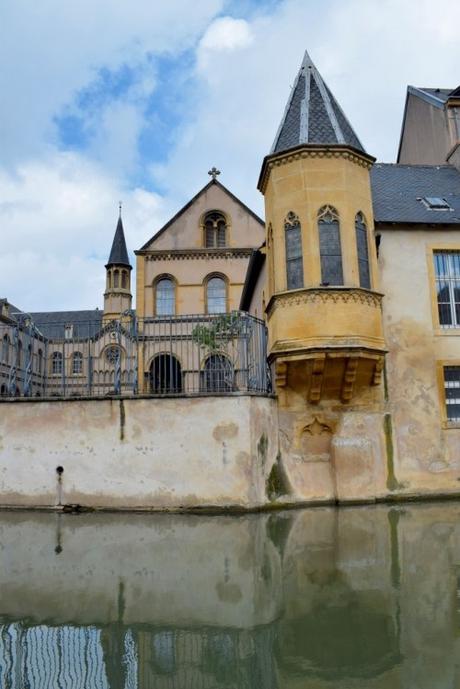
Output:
[309, 356, 325, 404]
[275, 360, 288, 388]
[341, 356, 359, 403]
[372, 356, 385, 386]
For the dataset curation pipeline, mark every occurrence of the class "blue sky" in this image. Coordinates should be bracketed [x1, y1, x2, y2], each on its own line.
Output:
[1, 0, 459, 310]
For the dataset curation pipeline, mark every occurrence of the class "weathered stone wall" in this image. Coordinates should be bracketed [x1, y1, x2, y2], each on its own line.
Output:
[0, 395, 278, 510]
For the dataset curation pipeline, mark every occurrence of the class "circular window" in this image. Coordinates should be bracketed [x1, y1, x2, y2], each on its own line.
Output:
[105, 346, 120, 364]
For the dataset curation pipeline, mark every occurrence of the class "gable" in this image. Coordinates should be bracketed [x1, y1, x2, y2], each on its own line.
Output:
[139, 180, 265, 252]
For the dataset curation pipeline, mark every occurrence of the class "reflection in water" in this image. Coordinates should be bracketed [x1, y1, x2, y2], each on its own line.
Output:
[0, 503, 460, 687]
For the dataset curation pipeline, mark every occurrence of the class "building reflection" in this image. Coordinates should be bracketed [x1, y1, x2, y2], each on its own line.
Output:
[1, 504, 460, 687]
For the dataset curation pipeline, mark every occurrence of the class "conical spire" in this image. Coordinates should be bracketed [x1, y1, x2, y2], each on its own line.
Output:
[107, 208, 131, 267]
[271, 51, 365, 155]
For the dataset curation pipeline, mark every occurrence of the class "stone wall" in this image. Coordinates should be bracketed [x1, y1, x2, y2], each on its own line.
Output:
[0, 395, 278, 510]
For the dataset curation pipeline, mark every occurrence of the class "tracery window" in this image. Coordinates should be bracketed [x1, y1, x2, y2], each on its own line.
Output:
[51, 351, 63, 375]
[318, 205, 344, 286]
[284, 212, 304, 290]
[105, 346, 121, 365]
[72, 351, 83, 375]
[434, 251, 460, 327]
[206, 276, 227, 314]
[355, 212, 371, 289]
[204, 211, 227, 248]
[156, 277, 175, 316]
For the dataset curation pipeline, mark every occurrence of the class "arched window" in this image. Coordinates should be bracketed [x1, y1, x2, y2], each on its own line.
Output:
[121, 271, 128, 289]
[206, 276, 226, 314]
[156, 277, 175, 316]
[318, 206, 343, 286]
[204, 211, 227, 248]
[149, 354, 182, 394]
[355, 212, 371, 289]
[284, 212, 304, 290]
[113, 270, 119, 288]
[51, 352, 63, 375]
[202, 355, 234, 392]
[2, 334, 9, 364]
[72, 351, 83, 375]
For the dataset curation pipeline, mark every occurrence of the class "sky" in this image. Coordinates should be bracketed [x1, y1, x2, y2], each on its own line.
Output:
[1, 0, 459, 311]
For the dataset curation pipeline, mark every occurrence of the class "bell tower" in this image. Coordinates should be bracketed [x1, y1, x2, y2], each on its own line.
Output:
[258, 50, 386, 406]
[103, 207, 132, 323]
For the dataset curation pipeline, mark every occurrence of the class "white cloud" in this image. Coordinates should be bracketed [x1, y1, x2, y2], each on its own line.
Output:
[0, 152, 169, 310]
[198, 17, 253, 69]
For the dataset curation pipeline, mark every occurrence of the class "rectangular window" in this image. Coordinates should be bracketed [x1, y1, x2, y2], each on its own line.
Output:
[444, 366, 460, 423]
[433, 251, 460, 327]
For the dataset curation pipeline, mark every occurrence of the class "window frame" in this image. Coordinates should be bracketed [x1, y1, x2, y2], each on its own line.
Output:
[429, 246, 460, 332]
[317, 205, 344, 287]
[437, 360, 460, 428]
[201, 210, 229, 248]
[284, 212, 304, 291]
[204, 274, 228, 314]
[154, 275, 176, 317]
[355, 211, 371, 289]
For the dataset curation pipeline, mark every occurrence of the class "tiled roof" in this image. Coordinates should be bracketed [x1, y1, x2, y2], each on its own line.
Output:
[371, 164, 460, 225]
[271, 51, 365, 155]
[107, 216, 131, 267]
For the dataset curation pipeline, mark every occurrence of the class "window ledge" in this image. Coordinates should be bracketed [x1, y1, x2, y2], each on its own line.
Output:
[435, 327, 460, 336]
[443, 422, 460, 430]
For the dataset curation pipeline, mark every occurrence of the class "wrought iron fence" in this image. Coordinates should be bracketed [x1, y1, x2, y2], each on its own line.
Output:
[0, 312, 271, 399]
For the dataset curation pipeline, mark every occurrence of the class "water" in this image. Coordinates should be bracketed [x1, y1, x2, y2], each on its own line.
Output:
[0, 502, 459, 688]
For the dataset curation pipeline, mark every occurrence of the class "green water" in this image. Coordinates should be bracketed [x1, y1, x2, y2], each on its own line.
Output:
[1, 502, 459, 688]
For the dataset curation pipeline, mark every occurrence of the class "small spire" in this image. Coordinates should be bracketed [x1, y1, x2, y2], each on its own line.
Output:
[106, 209, 131, 268]
[118, 200, 122, 218]
[208, 166, 221, 181]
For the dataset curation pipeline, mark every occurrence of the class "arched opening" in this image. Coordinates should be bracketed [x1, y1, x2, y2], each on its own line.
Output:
[149, 354, 182, 394]
[155, 277, 176, 316]
[121, 270, 128, 289]
[318, 206, 343, 286]
[113, 269, 119, 288]
[206, 275, 227, 314]
[285, 212, 304, 290]
[204, 211, 227, 248]
[355, 212, 371, 289]
[201, 354, 234, 393]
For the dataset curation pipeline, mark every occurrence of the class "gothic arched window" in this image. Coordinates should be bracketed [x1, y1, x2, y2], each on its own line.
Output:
[284, 212, 304, 290]
[155, 277, 175, 316]
[355, 212, 371, 289]
[206, 276, 227, 314]
[204, 211, 227, 248]
[318, 206, 343, 286]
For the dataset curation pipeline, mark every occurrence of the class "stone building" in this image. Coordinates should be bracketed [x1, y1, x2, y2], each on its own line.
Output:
[0, 49, 460, 509]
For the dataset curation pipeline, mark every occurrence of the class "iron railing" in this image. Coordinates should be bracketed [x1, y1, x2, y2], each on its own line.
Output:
[0, 312, 271, 399]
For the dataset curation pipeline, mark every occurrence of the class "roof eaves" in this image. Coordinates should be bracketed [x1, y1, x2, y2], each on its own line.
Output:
[408, 86, 446, 109]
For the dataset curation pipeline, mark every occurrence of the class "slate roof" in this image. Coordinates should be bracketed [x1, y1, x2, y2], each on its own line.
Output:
[371, 164, 460, 225]
[271, 51, 365, 155]
[26, 310, 103, 339]
[107, 216, 131, 267]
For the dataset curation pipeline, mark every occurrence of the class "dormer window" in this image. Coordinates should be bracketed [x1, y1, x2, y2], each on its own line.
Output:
[204, 211, 227, 248]
[64, 324, 74, 340]
[420, 197, 452, 211]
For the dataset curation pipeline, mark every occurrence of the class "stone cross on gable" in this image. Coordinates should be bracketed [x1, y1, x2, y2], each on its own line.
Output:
[208, 167, 221, 181]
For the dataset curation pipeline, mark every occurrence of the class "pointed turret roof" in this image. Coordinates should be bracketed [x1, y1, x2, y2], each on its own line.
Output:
[271, 51, 365, 155]
[107, 214, 131, 268]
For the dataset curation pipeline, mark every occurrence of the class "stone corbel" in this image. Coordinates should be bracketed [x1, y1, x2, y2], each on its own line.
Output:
[372, 356, 385, 386]
[341, 355, 359, 403]
[275, 360, 288, 389]
[308, 355, 326, 404]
